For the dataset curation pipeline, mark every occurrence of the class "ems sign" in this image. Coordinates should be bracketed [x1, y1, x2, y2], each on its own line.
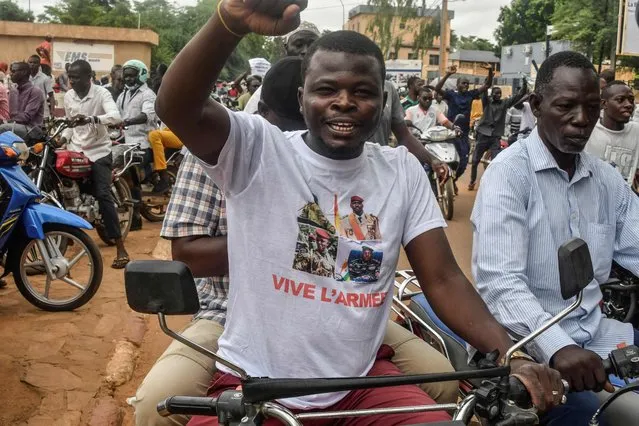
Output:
[52, 42, 115, 73]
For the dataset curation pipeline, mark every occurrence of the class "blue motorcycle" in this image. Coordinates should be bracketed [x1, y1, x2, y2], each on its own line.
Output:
[0, 132, 103, 311]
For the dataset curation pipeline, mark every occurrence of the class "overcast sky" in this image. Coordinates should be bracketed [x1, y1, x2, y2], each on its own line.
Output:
[19, 0, 511, 42]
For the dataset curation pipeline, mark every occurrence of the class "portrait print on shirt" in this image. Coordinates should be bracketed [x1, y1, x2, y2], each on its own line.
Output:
[292, 201, 338, 278]
[339, 195, 382, 241]
[334, 239, 383, 283]
[293, 194, 384, 283]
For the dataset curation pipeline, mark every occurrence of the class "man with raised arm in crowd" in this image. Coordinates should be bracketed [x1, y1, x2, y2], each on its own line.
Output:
[435, 64, 494, 193]
[473, 51, 639, 425]
[154, 2, 565, 425]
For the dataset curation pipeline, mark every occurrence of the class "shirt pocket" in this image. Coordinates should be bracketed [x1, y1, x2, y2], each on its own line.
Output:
[585, 223, 615, 282]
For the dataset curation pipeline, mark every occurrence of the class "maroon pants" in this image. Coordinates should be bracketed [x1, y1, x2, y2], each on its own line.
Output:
[187, 345, 452, 426]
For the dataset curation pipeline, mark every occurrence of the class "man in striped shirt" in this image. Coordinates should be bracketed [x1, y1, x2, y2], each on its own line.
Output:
[473, 51, 639, 425]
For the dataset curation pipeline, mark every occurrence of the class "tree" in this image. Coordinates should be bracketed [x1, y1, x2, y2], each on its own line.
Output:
[366, 0, 441, 60]
[456, 36, 496, 52]
[552, 0, 618, 66]
[493, 0, 554, 48]
[0, 0, 35, 22]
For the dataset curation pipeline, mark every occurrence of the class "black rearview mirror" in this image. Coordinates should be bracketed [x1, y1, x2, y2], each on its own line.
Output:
[125, 260, 200, 315]
[558, 238, 593, 300]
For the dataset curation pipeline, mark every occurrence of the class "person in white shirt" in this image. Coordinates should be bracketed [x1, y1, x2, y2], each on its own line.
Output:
[28, 55, 55, 119]
[404, 87, 456, 134]
[518, 101, 536, 140]
[60, 60, 130, 269]
[156, 3, 564, 424]
[117, 59, 157, 231]
[586, 81, 639, 187]
[433, 91, 448, 117]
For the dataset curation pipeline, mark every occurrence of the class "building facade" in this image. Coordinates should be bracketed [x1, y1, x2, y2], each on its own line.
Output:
[0, 21, 158, 75]
[346, 5, 454, 80]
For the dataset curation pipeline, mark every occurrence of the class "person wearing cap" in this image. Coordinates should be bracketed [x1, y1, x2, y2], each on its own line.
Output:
[310, 227, 335, 277]
[243, 21, 320, 114]
[135, 56, 458, 425]
[117, 59, 157, 229]
[340, 195, 382, 241]
[237, 75, 261, 110]
[349, 245, 382, 282]
[36, 34, 53, 77]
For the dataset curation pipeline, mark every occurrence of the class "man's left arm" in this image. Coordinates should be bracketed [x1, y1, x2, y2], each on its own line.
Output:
[612, 174, 639, 274]
[402, 154, 563, 411]
[97, 89, 122, 126]
[476, 65, 494, 95]
[505, 80, 529, 109]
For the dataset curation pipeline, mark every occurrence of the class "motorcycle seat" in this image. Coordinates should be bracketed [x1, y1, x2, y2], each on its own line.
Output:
[409, 294, 472, 372]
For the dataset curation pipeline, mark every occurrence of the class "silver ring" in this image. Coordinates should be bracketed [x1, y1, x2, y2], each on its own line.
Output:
[561, 379, 570, 393]
[560, 395, 567, 405]
[552, 390, 560, 396]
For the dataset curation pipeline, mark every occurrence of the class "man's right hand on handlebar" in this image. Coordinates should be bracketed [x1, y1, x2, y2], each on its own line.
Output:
[550, 345, 615, 393]
[510, 360, 565, 413]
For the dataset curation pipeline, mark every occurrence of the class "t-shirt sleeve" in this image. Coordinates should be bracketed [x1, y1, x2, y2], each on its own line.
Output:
[405, 107, 413, 121]
[470, 89, 482, 100]
[44, 77, 53, 95]
[196, 109, 268, 196]
[402, 151, 447, 246]
[389, 85, 405, 125]
[443, 89, 454, 102]
[243, 86, 261, 114]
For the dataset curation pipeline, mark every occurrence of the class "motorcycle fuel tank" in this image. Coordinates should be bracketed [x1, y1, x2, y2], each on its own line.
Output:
[55, 150, 92, 179]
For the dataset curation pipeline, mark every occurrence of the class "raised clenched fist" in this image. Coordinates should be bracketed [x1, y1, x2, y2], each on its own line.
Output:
[220, 0, 308, 37]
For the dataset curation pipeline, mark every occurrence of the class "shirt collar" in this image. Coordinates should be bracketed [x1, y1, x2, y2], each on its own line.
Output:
[527, 128, 594, 181]
[17, 81, 33, 91]
[71, 83, 97, 102]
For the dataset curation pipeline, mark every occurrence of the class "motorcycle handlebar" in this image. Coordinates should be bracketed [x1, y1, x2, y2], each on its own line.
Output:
[157, 396, 218, 417]
[508, 376, 532, 408]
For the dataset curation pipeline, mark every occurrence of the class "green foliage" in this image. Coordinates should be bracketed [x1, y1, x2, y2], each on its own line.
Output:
[37, 0, 275, 80]
[0, 0, 35, 22]
[366, 0, 441, 60]
[494, 0, 554, 47]
[552, 0, 617, 63]
[456, 36, 496, 52]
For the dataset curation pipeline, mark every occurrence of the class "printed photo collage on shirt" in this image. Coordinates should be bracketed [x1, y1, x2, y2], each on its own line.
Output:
[292, 194, 383, 283]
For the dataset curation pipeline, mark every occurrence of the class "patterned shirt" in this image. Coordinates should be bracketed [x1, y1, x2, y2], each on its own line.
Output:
[472, 129, 637, 363]
[161, 152, 229, 325]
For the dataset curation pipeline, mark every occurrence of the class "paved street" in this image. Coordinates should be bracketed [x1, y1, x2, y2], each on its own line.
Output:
[0, 173, 480, 426]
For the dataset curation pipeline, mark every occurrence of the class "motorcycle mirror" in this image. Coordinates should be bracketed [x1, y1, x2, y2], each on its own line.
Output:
[558, 238, 594, 300]
[453, 114, 465, 125]
[124, 260, 200, 315]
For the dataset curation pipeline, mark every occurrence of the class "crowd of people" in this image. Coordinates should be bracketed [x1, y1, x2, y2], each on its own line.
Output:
[117, 1, 639, 426]
[3, 2, 639, 425]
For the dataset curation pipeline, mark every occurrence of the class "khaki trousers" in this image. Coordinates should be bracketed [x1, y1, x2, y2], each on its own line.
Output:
[132, 319, 458, 426]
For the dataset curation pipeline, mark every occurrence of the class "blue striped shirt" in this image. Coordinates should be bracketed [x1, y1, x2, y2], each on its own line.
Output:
[471, 129, 636, 363]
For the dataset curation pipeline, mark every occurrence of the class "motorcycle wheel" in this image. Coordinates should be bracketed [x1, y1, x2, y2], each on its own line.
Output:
[97, 179, 134, 245]
[140, 169, 175, 222]
[440, 179, 455, 221]
[12, 223, 103, 311]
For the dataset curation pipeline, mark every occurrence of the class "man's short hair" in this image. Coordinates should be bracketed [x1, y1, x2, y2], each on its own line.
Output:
[69, 60, 92, 76]
[302, 31, 386, 82]
[261, 57, 304, 123]
[417, 87, 432, 96]
[600, 69, 616, 84]
[247, 75, 262, 85]
[407, 76, 421, 88]
[602, 80, 630, 99]
[534, 51, 596, 95]
[29, 54, 40, 62]
[11, 61, 29, 72]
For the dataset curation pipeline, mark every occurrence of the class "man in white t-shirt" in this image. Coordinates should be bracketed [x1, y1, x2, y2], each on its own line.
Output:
[156, 2, 564, 423]
[586, 81, 639, 186]
[405, 87, 457, 134]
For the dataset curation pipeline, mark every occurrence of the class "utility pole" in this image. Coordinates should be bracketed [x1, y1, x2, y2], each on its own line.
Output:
[439, 0, 450, 77]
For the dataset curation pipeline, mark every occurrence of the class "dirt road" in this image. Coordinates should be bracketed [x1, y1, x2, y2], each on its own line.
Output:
[1, 173, 479, 426]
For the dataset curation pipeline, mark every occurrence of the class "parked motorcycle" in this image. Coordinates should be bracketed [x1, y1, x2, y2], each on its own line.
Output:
[110, 127, 182, 222]
[26, 119, 134, 246]
[0, 132, 103, 311]
[121, 238, 639, 425]
[410, 124, 459, 221]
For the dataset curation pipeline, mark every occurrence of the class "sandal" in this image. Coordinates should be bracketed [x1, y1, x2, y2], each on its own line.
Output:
[111, 255, 130, 270]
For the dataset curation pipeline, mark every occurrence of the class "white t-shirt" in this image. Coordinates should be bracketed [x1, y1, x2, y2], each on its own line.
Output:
[198, 111, 445, 409]
[405, 104, 448, 133]
[519, 102, 536, 139]
[586, 121, 639, 183]
[434, 100, 448, 117]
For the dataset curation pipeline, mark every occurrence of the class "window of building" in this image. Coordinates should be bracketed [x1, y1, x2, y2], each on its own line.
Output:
[429, 55, 439, 66]
[408, 52, 418, 60]
[399, 23, 406, 29]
